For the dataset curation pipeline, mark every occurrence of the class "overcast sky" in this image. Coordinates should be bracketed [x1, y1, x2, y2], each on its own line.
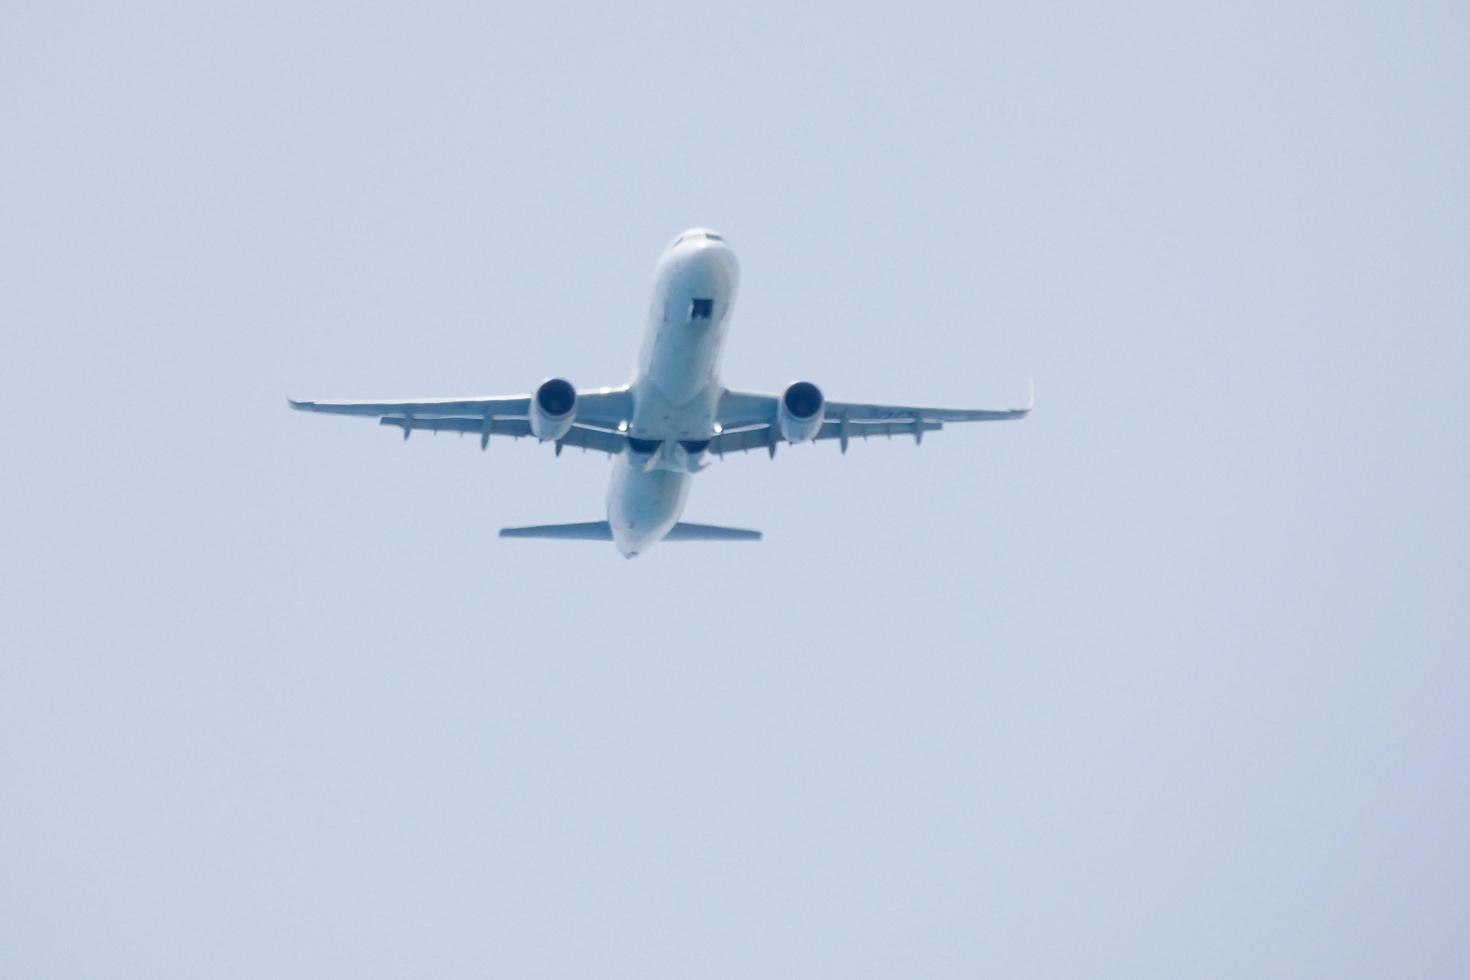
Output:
[3, 1, 1467, 977]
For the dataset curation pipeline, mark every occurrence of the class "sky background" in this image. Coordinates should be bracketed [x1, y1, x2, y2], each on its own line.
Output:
[2, 1, 1467, 976]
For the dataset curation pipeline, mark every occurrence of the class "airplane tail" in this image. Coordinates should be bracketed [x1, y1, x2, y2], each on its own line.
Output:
[499, 521, 761, 541]
[665, 523, 762, 541]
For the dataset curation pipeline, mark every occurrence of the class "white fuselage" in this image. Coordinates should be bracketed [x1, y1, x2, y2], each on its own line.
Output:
[607, 230, 739, 557]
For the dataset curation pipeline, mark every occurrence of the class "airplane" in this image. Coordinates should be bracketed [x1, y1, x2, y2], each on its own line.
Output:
[291, 228, 1032, 557]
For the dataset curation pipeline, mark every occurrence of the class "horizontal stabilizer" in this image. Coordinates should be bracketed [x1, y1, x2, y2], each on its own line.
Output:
[499, 521, 612, 540]
[498, 521, 761, 542]
[664, 522, 762, 541]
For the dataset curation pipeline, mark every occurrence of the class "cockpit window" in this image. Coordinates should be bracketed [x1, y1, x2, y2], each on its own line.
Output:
[689, 298, 713, 320]
[671, 230, 725, 247]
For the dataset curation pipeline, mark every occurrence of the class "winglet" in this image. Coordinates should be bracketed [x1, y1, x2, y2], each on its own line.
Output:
[1025, 378, 1036, 412]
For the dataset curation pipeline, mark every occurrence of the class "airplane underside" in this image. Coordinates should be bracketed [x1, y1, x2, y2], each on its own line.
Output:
[291, 228, 1031, 556]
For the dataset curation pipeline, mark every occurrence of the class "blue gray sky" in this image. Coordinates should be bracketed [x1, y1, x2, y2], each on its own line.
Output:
[3, 2, 1467, 977]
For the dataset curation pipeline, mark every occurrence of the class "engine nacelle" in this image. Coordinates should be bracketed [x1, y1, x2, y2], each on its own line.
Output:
[777, 381, 824, 443]
[529, 377, 577, 441]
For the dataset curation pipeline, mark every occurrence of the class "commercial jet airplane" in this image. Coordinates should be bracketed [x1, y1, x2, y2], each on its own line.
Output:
[291, 229, 1031, 557]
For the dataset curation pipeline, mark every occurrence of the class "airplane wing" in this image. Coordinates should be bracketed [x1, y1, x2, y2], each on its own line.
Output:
[289, 383, 1029, 457]
[289, 386, 634, 454]
[712, 385, 1031, 456]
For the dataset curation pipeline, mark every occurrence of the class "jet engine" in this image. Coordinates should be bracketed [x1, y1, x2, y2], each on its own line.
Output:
[529, 377, 577, 441]
[777, 381, 825, 443]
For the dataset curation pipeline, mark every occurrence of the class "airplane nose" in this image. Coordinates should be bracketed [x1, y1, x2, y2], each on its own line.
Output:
[656, 229, 740, 324]
[697, 242, 737, 275]
[669, 235, 738, 290]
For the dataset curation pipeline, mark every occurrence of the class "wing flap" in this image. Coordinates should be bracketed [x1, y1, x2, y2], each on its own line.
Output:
[377, 416, 626, 455]
[379, 416, 533, 438]
[709, 419, 943, 455]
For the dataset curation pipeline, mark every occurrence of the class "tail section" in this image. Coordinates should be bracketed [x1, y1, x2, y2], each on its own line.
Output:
[499, 521, 612, 540]
[498, 521, 760, 542]
[664, 522, 761, 541]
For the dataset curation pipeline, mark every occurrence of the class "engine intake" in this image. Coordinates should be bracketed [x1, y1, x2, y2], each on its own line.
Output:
[530, 378, 577, 441]
[778, 381, 824, 443]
